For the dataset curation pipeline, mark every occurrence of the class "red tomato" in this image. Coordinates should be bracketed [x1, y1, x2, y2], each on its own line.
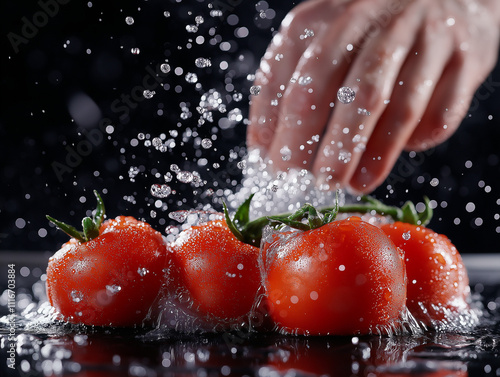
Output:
[168, 219, 261, 326]
[263, 216, 407, 335]
[46, 216, 167, 327]
[380, 222, 470, 326]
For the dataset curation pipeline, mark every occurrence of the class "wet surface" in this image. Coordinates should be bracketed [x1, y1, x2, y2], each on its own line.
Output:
[0, 253, 499, 377]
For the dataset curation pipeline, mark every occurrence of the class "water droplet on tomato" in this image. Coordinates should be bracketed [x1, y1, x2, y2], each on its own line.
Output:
[106, 285, 122, 295]
[402, 231, 411, 240]
[70, 291, 83, 303]
[137, 267, 149, 276]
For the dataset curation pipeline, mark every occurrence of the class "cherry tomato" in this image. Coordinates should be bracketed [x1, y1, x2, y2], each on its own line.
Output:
[168, 219, 261, 326]
[263, 216, 407, 335]
[380, 222, 470, 326]
[46, 215, 167, 327]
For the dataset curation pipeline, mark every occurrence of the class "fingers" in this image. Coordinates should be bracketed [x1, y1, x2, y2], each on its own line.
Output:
[406, 49, 496, 151]
[247, 0, 331, 153]
[349, 17, 455, 192]
[265, 2, 372, 170]
[311, 1, 424, 190]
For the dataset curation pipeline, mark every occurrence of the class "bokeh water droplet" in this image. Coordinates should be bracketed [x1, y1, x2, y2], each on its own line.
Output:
[185, 72, 198, 83]
[177, 171, 193, 183]
[250, 85, 261, 96]
[143, 90, 155, 99]
[201, 138, 213, 149]
[195, 57, 211, 68]
[106, 285, 121, 296]
[150, 184, 172, 198]
[125, 16, 134, 25]
[160, 63, 171, 74]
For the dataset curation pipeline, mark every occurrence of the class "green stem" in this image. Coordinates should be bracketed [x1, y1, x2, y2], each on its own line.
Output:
[229, 195, 432, 247]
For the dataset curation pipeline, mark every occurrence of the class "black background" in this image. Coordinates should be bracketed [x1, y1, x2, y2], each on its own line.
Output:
[1, 0, 499, 254]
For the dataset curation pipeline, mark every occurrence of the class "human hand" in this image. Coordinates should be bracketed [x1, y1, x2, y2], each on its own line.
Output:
[247, 0, 500, 193]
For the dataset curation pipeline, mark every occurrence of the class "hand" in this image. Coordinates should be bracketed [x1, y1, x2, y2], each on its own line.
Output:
[248, 0, 500, 193]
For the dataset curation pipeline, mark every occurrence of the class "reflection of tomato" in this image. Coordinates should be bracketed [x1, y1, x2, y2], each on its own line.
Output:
[47, 215, 167, 327]
[169, 219, 261, 326]
[263, 217, 407, 335]
[381, 222, 470, 326]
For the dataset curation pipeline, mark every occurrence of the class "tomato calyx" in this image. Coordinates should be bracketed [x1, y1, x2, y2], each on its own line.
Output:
[223, 193, 341, 246]
[46, 190, 106, 243]
[223, 193, 433, 247]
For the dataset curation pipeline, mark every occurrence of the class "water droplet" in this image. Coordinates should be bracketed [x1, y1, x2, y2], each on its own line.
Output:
[210, 10, 223, 17]
[338, 150, 352, 163]
[237, 161, 246, 169]
[152, 137, 162, 147]
[125, 16, 134, 25]
[106, 285, 122, 295]
[143, 90, 155, 99]
[300, 28, 314, 39]
[357, 108, 371, 116]
[232, 92, 243, 102]
[402, 231, 411, 240]
[70, 291, 83, 303]
[131, 47, 140, 55]
[128, 166, 140, 180]
[430, 178, 439, 187]
[137, 267, 149, 276]
[164, 172, 173, 182]
[280, 146, 292, 161]
[163, 11, 171, 18]
[275, 53, 283, 61]
[337, 87, 356, 104]
[160, 63, 171, 74]
[186, 24, 198, 33]
[185, 72, 198, 83]
[195, 15, 204, 25]
[298, 76, 312, 86]
[201, 138, 212, 149]
[150, 184, 172, 198]
[169, 211, 189, 223]
[170, 164, 180, 172]
[228, 108, 243, 123]
[250, 85, 261, 96]
[195, 57, 211, 68]
[177, 171, 193, 183]
[271, 99, 278, 106]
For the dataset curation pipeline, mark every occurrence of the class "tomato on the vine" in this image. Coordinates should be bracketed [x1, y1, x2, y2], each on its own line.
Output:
[168, 218, 261, 326]
[380, 221, 470, 326]
[46, 192, 167, 327]
[262, 215, 407, 335]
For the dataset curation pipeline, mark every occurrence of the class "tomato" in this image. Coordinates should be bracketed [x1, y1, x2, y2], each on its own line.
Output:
[46, 193, 167, 327]
[168, 219, 261, 327]
[262, 216, 407, 335]
[380, 222, 470, 326]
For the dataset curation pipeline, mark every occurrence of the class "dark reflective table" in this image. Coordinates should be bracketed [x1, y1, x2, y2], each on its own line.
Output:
[1, 252, 499, 377]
